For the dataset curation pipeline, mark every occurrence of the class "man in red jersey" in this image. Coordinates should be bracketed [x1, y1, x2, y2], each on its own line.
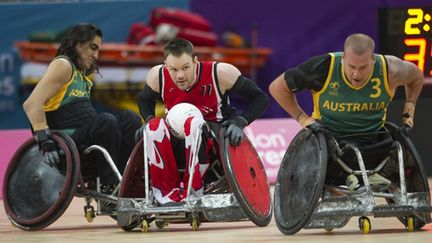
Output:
[136, 38, 269, 205]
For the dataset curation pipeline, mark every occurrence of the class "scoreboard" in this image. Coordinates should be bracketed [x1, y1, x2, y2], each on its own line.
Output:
[379, 7, 432, 77]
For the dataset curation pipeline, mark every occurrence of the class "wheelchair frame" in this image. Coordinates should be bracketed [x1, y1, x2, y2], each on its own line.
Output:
[117, 125, 271, 232]
[305, 133, 430, 233]
[274, 123, 431, 235]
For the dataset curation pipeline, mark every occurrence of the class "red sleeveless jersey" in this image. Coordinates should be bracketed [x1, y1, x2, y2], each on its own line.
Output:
[160, 61, 227, 122]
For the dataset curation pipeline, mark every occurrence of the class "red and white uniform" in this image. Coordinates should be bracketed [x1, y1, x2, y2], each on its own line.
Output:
[161, 61, 227, 122]
[147, 61, 223, 204]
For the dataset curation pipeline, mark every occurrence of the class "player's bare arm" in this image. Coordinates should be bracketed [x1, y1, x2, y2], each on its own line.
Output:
[23, 58, 72, 130]
[145, 64, 163, 93]
[386, 55, 423, 99]
[386, 55, 424, 127]
[269, 73, 314, 128]
[216, 62, 241, 94]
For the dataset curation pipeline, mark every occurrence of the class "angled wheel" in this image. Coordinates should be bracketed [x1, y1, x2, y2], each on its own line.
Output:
[119, 138, 146, 199]
[219, 128, 272, 227]
[119, 138, 146, 231]
[384, 122, 431, 230]
[274, 129, 328, 235]
[2, 131, 80, 231]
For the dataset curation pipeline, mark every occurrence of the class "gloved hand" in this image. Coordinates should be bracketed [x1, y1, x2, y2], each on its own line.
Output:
[221, 116, 248, 147]
[401, 101, 414, 137]
[34, 129, 61, 166]
[400, 124, 412, 137]
[306, 121, 327, 133]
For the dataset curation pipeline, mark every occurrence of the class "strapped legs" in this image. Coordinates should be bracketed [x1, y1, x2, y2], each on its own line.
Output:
[145, 116, 215, 204]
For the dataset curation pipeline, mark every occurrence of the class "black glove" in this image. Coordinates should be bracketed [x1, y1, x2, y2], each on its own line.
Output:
[400, 124, 412, 137]
[221, 116, 248, 147]
[34, 129, 61, 166]
[306, 121, 327, 133]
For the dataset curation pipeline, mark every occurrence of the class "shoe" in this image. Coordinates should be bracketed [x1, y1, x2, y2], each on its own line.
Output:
[345, 174, 359, 191]
[181, 187, 203, 202]
[152, 187, 182, 206]
[368, 173, 391, 189]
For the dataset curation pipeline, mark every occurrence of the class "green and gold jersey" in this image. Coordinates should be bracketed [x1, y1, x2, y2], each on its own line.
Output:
[44, 56, 92, 111]
[311, 52, 393, 137]
[44, 56, 97, 135]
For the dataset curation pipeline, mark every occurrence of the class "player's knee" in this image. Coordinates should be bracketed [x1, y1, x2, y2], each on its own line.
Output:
[96, 113, 119, 131]
[117, 110, 141, 127]
[116, 110, 142, 133]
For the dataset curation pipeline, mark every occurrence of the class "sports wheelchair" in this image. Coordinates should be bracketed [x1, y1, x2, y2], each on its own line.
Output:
[274, 122, 431, 235]
[2, 131, 121, 230]
[116, 125, 272, 232]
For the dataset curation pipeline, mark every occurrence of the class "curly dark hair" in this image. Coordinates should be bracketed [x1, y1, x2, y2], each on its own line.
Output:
[56, 23, 103, 75]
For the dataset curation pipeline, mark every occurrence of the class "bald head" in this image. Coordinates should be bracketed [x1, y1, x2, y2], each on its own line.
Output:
[342, 34, 376, 87]
[344, 33, 375, 55]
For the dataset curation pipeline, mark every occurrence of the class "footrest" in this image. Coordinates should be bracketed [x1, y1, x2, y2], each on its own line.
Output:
[372, 205, 413, 217]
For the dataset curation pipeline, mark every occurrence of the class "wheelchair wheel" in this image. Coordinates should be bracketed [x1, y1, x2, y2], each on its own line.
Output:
[274, 129, 328, 235]
[2, 131, 80, 231]
[119, 138, 146, 199]
[384, 122, 431, 230]
[119, 138, 146, 231]
[219, 129, 272, 227]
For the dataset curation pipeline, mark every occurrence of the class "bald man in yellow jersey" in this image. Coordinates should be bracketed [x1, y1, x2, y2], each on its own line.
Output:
[269, 33, 423, 189]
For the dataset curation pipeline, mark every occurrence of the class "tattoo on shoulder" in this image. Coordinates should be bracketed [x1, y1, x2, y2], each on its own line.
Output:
[390, 57, 415, 83]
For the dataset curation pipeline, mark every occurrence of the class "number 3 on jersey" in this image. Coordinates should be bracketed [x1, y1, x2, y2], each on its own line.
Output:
[370, 78, 381, 98]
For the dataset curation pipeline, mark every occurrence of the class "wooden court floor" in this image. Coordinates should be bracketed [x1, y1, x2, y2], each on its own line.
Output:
[1, 183, 431, 243]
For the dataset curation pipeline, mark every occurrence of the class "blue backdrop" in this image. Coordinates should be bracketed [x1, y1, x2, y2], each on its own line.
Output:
[0, 0, 189, 129]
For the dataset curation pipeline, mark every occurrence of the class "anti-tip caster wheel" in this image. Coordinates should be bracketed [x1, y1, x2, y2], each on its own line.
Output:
[359, 216, 371, 234]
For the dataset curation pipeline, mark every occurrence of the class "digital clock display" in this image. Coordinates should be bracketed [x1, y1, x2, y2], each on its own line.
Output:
[378, 7, 432, 77]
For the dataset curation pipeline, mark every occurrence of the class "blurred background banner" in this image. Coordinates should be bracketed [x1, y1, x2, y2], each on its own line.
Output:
[245, 118, 302, 183]
[0, 0, 189, 129]
[3, 0, 431, 129]
[0, 50, 21, 129]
